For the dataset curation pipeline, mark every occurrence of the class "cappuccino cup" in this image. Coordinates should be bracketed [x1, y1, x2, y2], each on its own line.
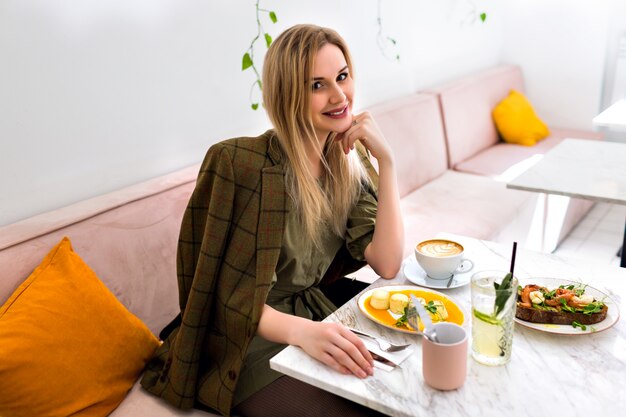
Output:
[414, 239, 473, 280]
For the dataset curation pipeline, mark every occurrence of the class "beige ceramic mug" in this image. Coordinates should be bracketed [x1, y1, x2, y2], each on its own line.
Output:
[414, 239, 474, 279]
[422, 322, 468, 390]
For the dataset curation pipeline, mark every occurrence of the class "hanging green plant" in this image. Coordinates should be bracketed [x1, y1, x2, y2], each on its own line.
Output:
[461, 0, 488, 25]
[242, 0, 278, 110]
[241, 1, 489, 110]
[377, 0, 400, 62]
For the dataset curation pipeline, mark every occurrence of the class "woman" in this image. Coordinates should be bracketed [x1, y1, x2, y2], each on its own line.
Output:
[141, 24, 404, 417]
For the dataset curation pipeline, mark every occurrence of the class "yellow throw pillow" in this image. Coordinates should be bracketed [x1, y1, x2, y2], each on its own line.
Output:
[492, 89, 550, 146]
[0, 237, 160, 417]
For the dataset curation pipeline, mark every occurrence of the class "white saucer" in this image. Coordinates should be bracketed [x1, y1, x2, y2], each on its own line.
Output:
[402, 258, 473, 289]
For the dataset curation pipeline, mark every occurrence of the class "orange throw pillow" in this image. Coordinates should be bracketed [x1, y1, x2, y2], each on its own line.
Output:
[0, 237, 160, 417]
[492, 89, 550, 146]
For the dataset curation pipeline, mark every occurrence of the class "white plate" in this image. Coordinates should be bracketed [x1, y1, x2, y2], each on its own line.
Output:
[402, 257, 473, 289]
[357, 285, 466, 334]
[514, 277, 620, 335]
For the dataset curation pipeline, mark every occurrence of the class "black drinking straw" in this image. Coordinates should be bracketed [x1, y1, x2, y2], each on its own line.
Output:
[510, 241, 518, 275]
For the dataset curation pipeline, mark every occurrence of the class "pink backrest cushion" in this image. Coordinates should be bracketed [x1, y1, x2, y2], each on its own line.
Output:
[425, 65, 525, 167]
[454, 127, 604, 178]
[0, 165, 199, 335]
[366, 93, 448, 197]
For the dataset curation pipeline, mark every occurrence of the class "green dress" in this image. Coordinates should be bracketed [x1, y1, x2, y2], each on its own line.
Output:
[232, 186, 378, 405]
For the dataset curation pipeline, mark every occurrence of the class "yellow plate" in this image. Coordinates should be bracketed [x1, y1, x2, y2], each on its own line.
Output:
[357, 285, 466, 334]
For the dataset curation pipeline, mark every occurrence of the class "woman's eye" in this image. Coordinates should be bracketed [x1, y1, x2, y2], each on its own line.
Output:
[337, 72, 348, 81]
[312, 81, 323, 90]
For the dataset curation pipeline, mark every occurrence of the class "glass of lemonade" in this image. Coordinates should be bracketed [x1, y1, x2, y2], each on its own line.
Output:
[470, 270, 518, 366]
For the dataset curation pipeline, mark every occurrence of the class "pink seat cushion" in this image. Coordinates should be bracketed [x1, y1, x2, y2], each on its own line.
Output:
[110, 381, 218, 417]
[454, 128, 604, 178]
[398, 171, 535, 258]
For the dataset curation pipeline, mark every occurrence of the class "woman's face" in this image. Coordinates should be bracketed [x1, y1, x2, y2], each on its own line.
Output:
[309, 43, 354, 142]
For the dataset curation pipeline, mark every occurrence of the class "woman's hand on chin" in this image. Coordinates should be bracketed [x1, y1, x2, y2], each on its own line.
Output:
[335, 112, 393, 163]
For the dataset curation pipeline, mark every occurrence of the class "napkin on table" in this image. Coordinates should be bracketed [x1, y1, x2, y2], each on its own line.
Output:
[357, 335, 415, 372]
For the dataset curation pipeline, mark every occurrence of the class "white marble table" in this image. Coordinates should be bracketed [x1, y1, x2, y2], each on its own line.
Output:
[506, 138, 626, 267]
[270, 233, 626, 416]
[593, 99, 626, 128]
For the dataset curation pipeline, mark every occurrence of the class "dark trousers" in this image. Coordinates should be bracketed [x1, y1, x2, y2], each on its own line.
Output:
[233, 374, 387, 417]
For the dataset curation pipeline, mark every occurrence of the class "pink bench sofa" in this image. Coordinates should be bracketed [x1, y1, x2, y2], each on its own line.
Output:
[364, 65, 602, 266]
[0, 167, 218, 417]
[427, 65, 602, 252]
[0, 65, 602, 415]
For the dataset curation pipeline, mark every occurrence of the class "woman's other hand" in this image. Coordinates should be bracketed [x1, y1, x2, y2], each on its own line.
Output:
[290, 321, 374, 378]
[257, 305, 374, 378]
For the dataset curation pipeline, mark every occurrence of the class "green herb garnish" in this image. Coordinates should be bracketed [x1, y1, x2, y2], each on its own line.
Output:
[395, 301, 444, 328]
[572, 321, 587, 331]
[394, 306, 409, 327]
[583, 302, 604, 315]
[424, 300, 438, 315]
[544, 288, 557, 299]
[574, 287, 586, 297]
[560, 298, 577, 313]
[425, 300, 445, 321]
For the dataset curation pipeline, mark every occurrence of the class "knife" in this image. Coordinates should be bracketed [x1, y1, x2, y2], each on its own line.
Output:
[368, 350, 399, 368]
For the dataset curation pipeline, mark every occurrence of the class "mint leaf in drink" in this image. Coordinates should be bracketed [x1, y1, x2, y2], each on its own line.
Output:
[494, 272, 513, 317]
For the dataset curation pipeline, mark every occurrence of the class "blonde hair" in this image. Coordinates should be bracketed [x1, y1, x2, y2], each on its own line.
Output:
[262, 24, 370, 248]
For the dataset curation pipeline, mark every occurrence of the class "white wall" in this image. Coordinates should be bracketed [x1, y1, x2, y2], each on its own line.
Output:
[601, 0, 626, 108]
[500, 0, 611, 130]
[0, 0, 504, 226]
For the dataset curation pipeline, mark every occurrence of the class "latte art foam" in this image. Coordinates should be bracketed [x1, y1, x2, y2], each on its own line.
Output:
[417, 240, 463, 257]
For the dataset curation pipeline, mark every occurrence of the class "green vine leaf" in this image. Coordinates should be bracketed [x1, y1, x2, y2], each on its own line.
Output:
[243, 1, 278, 110]
[242, 53, 253, 71]
[239, 2, 491, 110]
[376, 0, 400, 62]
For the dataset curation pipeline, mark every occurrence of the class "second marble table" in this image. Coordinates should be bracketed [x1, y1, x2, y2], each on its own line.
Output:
[506, 138, 626, 266]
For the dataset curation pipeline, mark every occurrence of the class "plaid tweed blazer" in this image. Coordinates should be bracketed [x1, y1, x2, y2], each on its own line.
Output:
[141, 130, 379, 416]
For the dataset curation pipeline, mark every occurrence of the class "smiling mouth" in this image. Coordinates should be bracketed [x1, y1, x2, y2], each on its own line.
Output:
[323, 105, 349, 118]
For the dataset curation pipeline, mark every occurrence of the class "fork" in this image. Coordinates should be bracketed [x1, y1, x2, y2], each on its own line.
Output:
[346, 327, 412, 352]
[408, 295, 439, 343]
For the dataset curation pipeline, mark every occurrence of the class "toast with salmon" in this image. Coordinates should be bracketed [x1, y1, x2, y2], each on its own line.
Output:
[516, 283, 608, 326]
